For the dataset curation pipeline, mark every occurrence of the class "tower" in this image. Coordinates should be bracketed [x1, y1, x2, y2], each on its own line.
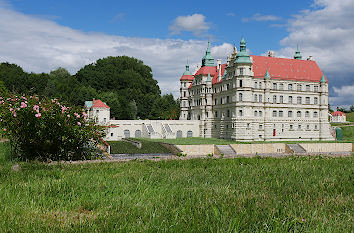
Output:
[179, 62, 194, 120]
[202, 41, 215, 67]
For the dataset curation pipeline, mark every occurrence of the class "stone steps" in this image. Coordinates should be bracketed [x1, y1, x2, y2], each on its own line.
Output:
[216, 145, 237, 156]
[287, 144, 307, 154]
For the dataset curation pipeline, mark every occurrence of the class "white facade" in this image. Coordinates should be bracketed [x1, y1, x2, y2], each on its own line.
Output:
[180, 39, 335, 141]
[330, 112, 347, 123]
[85, 99, 200, 140]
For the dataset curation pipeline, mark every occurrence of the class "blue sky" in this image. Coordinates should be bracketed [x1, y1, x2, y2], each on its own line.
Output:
[0, 0, 353, 108]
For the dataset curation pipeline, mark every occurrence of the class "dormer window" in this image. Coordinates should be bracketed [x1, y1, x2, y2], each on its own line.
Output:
[239, 68, 244, 75]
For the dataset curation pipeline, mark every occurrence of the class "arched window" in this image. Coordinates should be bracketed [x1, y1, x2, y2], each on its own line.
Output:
[254, 111, 258, 117]
[176, 130, 182, 138]
[288, 111, 293, 117]
[305, 111, 309, 117]
[314, 97, 318, 105]
[124, 130, 130, 138]
[187, 130, 193, 138]
[314, 111, 318, 117]
[297, 111, 301, 117]
[259, 111, 263, 117]
[135, 130, 141, 138]
[273, 83, 277, 90]
[254, 94, 257, 102]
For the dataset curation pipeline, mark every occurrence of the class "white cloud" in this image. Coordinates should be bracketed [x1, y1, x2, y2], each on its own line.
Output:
[0, 7, 231, 98]
[242, 13, 281, 22]
[276, 0, 354, 106]
[169, 14, 210, 36]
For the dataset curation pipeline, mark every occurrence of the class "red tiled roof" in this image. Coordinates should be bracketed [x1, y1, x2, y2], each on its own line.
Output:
[251, 55, 327, 82]
[186, 55, 325, 89]
[92, 99, 110, 109]
[331, 111, 345, 116]
[180, 75, 194, 81]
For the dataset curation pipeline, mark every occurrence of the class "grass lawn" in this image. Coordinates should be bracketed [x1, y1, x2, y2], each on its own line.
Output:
[342, 126, 354, 141]
[346, 112, 354, 122]
[0, 142, 353, 232]
[108, 140, 172, 154]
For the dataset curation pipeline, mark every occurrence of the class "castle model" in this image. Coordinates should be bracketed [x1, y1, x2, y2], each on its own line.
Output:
[179, 38, 334, 141]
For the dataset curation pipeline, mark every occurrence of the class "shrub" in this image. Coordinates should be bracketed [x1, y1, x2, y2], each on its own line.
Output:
[0, 95, 105, 161]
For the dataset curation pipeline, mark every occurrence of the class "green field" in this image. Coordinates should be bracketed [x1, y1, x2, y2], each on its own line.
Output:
[342, 126, 354, 141]
[108, 139, 172, 154]
[346, 112, 354, 122]
[0, 142, 353, 232]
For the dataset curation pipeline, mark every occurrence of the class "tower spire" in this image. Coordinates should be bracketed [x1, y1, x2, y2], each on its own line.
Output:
[294, 44, 302, 60]
[202, 40, 215, 67]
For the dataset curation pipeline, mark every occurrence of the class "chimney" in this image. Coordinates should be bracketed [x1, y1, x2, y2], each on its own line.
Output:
[307, 56, 314, 61]
[267, 50, 275, 57]
[217, 59, 222, 81]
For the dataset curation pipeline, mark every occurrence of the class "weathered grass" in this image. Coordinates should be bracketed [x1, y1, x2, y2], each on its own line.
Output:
[108, 140, 172, 154]
[0, 143, 353, 232]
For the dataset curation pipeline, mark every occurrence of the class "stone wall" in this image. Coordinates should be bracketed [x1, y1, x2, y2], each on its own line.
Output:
[299, 143, 353, 153]
[230, 143, 287, 154]
[176, 145, 215, 156]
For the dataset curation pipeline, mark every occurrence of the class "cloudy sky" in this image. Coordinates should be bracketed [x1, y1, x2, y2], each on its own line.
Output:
[0, 0, 353, 108]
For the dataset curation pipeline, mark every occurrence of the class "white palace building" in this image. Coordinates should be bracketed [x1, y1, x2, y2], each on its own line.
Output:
[179, 38, 334, 141]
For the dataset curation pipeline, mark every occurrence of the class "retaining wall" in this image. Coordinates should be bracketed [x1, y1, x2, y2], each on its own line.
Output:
[176, 145, 215, 156]
[299, 143, 353, 153]
[230, 143, 287, 154]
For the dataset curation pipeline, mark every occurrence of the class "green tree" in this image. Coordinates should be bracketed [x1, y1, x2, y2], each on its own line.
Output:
[75, 56, 161, 119]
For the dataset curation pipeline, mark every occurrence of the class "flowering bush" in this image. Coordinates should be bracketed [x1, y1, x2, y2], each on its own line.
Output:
[0, 95, 106, 161]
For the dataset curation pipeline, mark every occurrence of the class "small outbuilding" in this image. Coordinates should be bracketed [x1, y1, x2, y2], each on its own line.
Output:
[330, 111, 346, 123]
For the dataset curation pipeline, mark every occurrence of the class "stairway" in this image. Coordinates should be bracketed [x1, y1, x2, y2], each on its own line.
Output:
[216, 145, 237, 156]
[163, 124, 172, 133]
[146, 124, 155, 133]
[287, 144, 306, 154]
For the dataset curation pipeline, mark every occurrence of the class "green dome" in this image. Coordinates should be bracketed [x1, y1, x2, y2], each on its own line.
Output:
[235, 37, 252, 64]
[294, 45, 302, 60]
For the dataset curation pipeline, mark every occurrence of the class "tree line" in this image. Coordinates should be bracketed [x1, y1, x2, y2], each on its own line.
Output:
[0, 56, 180, 120]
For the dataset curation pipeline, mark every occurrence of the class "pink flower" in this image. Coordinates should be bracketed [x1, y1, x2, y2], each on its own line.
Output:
[3, 128, 6, 131]
[35, 113, 41, 118]
[33, 105, 39, 112]
[67, 114, 70, 118]
[13, 111, 17, 117]
[77, 122, 81, 126]
[61, 106, 67, 113]
[82, 112, 88, 117]
[9, 108, 13, 112]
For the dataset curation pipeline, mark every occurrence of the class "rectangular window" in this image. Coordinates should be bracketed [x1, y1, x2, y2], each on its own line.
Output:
[215, 111, 218, 118]
[240, 68, 244, 75]
[111, 133, 113, 137]
[227, 96, 230, 103]
[297, 84, 302, 91]
[254, 94, 257, 102]
[288, 111, 293, 117]
[239, 80, 243, 87]
[307, 125, 310, 130]
[183, 91, 186, 97]
[306, 85, 310, 91]
[289, 96, 293, 103]
[259, 124, 263, 129]
[314, 86, 319, 92]
[297, 96, 302, 104]
[273, 110, 277, 117]
[298, 124, 302, 130]
[280, 96, 284, 103]
[273, 83, 277, 90]
[239, 110, 243, 116]
[290, 124, 293, 130]
[279, 83, 284, 90]
[259, 94, 262, 102]
[259, 111, 263, 117]
[227, 110, 230, 117]
[306, 97, 310, 104]
[254, 111, 257, 117]
[254, 82, 257, 88]
[297, 111, 301, 117]
[259, 82, 262, 89]
[314, 111, 318, 117]
[288, 84, 293, 90]
[279, 111, 283, 117]
[273, 95, 277, 103]
[214, 99, 217, 105]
